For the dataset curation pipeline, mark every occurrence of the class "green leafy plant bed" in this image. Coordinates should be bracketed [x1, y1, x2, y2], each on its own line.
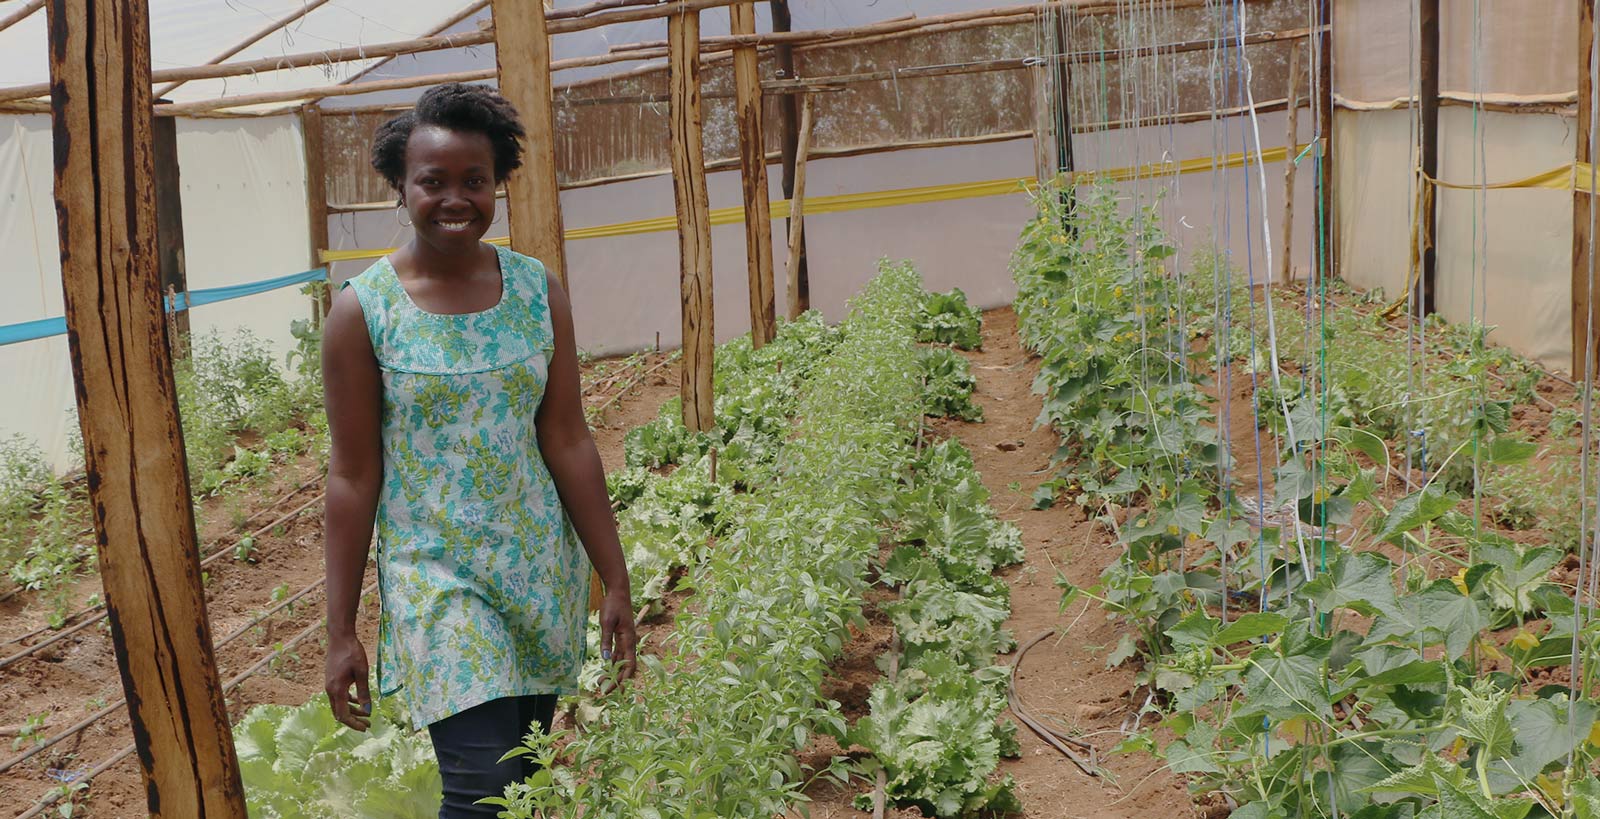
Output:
[1012, 180, 1600, 818]
[488, 262, 933, 816]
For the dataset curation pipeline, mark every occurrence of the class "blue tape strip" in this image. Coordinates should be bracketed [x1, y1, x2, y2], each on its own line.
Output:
[1, 267, 326, 348]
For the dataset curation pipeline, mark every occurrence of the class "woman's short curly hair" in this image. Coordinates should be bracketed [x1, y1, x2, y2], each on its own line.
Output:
[371, 83, 527, 191]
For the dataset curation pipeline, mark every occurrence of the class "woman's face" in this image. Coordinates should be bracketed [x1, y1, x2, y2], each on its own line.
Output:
[400, 124, 498, 254]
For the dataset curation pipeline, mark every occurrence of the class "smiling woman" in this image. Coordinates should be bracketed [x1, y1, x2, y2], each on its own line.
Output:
[321, 82, 638, 819]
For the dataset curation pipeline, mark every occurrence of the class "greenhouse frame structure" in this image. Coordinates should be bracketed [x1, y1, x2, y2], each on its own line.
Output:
[7, 0, 1600, 815]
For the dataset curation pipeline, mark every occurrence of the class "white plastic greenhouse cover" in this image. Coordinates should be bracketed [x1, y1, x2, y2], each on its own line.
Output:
[0, 1, 1044, 111]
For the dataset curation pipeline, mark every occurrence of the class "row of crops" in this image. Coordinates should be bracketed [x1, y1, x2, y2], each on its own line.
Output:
[1014, 181, 1600, 817]
[231, 263, 1027, 817]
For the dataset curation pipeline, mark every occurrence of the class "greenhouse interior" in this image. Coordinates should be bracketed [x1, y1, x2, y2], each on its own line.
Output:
[2, 0, 1599, 816]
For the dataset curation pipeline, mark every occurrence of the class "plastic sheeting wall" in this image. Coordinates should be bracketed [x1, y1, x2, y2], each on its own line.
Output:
[1333, 0, 1580, 372]
[0, 114, 315, 470]
[0, 115, 76, 470]
[327, 109, 1315, 358]
[176, 116, 314, 356]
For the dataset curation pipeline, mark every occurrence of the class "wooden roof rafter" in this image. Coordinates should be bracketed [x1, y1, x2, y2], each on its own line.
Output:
[0, 0, 45, 36]
[155, 0, 332, 100]
[335, 0, 490, 88]
[0, 0, 758, 106]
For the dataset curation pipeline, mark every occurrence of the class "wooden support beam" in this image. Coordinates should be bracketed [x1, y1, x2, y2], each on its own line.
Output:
[1316, 0, 1336, 279]
[1418, 0, 1440, 317]
[0, 0, 749, 106]
[0, 0, 44, 35]
[1577, 0, 1597, 377]
[772, 0, 808, 318]
[152, 115, 190, 351]
[1031, 64, 1053, 185]
[785, 96, 815, 321]
[44, 2, 247, 817]
[155, 0, 331, 99]
[1050, 5, 1076, 227]
[493, 0, 567, 284]
[731, 1, 776, 347]
[300, 104, 332, 316]
[1280, 43, 1304, 285]
[669, 7, 715, 432]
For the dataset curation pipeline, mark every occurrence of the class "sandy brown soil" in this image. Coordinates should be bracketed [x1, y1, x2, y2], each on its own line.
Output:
[0, 354, 680, 819]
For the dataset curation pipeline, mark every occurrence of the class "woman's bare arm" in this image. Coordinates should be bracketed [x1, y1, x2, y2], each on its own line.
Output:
[322, 286, 384, 730]
[536, 275, 638, 680]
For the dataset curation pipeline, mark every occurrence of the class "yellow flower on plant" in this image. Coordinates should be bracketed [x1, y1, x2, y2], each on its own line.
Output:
[1450, 567, 1470, 596]
[1114, 286, 1124, 298]
[1511, 630, 1541, 652]
[1588, 720, 1600, 748]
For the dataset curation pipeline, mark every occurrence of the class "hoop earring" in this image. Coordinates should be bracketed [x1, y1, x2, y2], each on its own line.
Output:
[396, 203, 412, 228]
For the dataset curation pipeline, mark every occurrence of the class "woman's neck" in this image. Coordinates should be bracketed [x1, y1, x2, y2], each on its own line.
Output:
[397, 237, 484, 279]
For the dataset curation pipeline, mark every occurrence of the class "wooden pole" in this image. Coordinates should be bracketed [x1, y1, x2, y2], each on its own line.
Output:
[1279, 43, 1304, 285]
[152, 114, 190, 353]
[785, 96, 815, 321]
[154, 0, 332, 99]
[1418, 0, 1439, 317]
[1577, 0, 1597, 377]
[731, 1, 776, 347]
[44, 1, 246, 816]
[1316, 0, 1336, 279]
[0, 0, 44, 35]
[1050, 6, 1076, 228]
[0, 0, 746, 106]
[493, 0, 568, 284]
[670, 6, 715, 432]
[1031, 64, 1053, 186]
[300, 104, 332, 315]
[772, 0, 809, 317]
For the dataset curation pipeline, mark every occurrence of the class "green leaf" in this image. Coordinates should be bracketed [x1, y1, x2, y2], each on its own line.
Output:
[1362, 750, 1466, 797]
[1487, 436, 1537, 466]
[1368, 580, 1488, 660]
[1374, 488, 1459, 544]
[1433, 775, 1498, 819]
[1240, 652, 1330, 720]
[1164, 739, 1220, 774]
[1214, 612, 1290, 647]
[1302, 551, 1399, 618]
[1166, 610, 1220, 651]
[1342, 426, 1391, 467]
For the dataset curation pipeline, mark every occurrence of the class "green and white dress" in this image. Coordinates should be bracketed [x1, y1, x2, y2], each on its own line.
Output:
[342, 245, 589, 728]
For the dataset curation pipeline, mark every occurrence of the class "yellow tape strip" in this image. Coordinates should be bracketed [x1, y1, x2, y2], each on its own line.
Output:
[1425, 161, 1598, 193]
[318, 143, 1310, 265]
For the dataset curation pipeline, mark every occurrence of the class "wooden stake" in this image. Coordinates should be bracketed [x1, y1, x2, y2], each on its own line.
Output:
[152, 115, 190, 352]
[1577, 0, 1597, 378]
[785, 96, 815, 321]
[44, 1, 246, 816]
[1315, 0, 1335, 279]
[772, 0, 808, 317]
[670, 7, 715, 432]
[300, 104, 332, 315]
[730, 1, 776, 347]
[1418, 0, 1439, 318]
[1031, 64, 1053, 186]
[494, 0, 568, 284]
[1279, 42, 1304, 285]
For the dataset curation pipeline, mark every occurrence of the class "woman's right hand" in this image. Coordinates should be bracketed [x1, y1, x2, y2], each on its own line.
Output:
[325, 634, 372, 732]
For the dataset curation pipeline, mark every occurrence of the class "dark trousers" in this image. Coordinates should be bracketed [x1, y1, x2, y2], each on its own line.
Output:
[427, 694, 558, 818]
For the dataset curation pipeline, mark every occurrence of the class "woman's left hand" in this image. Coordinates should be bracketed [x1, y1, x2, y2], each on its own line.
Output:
[598, 588, 638, 687]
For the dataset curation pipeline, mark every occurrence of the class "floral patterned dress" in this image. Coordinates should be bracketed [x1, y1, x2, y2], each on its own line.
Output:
[342, 245, 589, 728]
